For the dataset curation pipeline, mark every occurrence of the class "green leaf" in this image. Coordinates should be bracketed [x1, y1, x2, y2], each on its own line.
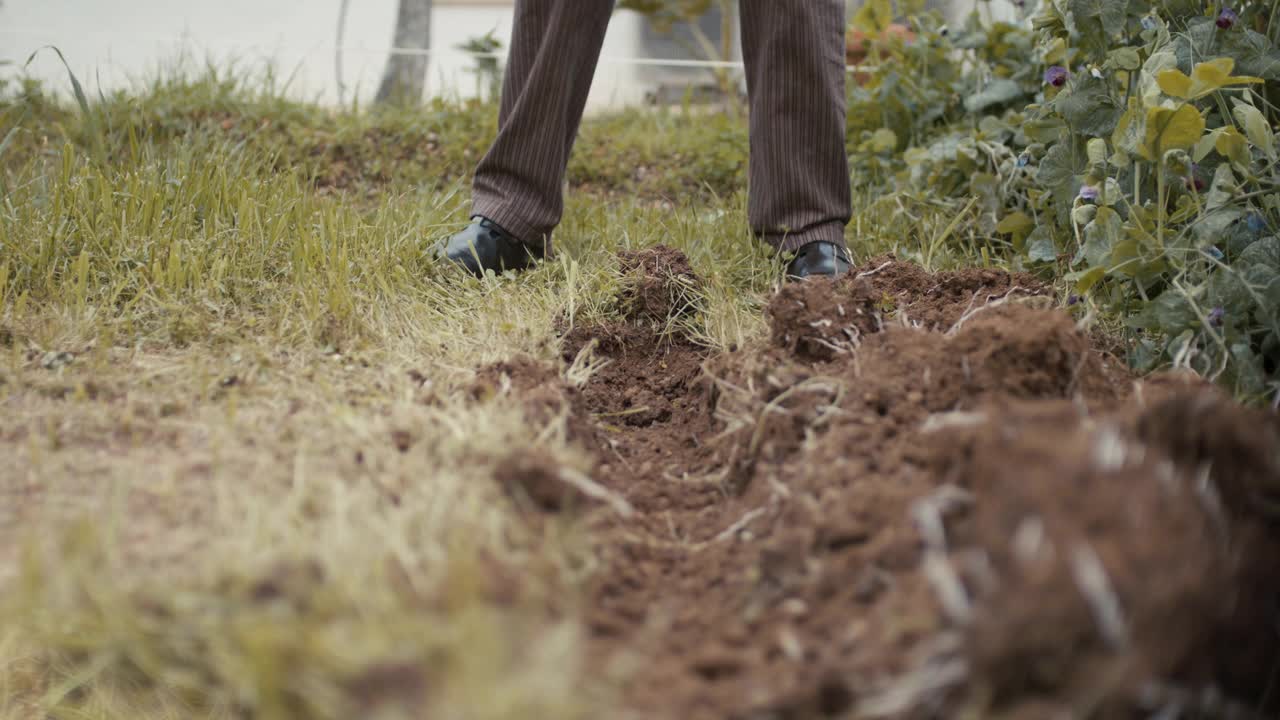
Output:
[1130, 338, 1163, 371]
[996, 211, 1035, 237]
[1229, 344, 1267, 396]
[1233, 102, 1276, 161]
[964, 79, 1026, 114]
[1038, 139, 1084, 192]
[1194, 209, 1245, 244]
[1108, 238, 1141, 274]
[1240, 236, 1280, 270]
[1070, 266, 1107, 292]
[1043, 37, 1068, 64]
[1026, 226, 1059, 262]
[1111, 98, 1143, 157]
[971, 172, 1002, 223]
[1157, 58, 1263, 100]
[1105, 47, 1142, 71]
[1192, 127, 1250, 166]
[1086, 137, 1108, 167]
[1215, 126, 1251, 167]
[1147, 291, 1197, 332]
[1083, 205, 1123, 267]
[1069, 0, 1126, 38]
[1156, 68, 1194, 99]
[1188, 57, 1262, 91]
[852, 0, 895, 33]
[1192, 127, 1219, 163]
[1038, 138, 1088, 226]
[1206, 270, 1254, 317]
[1098, 177, 1123, 207]
[978, 115, 1015, 139]
[1140, 104, 1204, 161]
[1242, 261, 1280, 319]
[1217, 27, 1280, 81]
[863, 128, 898, 153]
[1024, 116, 1068, 144]
[1054, 75, 1123, 137]
[1206, 164, 1237, 212]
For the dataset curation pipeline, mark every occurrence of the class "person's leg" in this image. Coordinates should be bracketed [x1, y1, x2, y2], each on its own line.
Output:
[470, 0, 616, 251]
[738, 0, 852, 257]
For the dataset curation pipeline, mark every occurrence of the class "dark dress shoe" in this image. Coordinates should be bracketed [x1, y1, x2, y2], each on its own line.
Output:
[785, 241, 852, 280]
[435, 217, 544, 276]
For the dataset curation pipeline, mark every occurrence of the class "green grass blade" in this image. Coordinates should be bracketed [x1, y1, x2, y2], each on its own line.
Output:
[0, 106, 26, 198]
[0, 122, 22, 162]
[24, 45, 107, 166]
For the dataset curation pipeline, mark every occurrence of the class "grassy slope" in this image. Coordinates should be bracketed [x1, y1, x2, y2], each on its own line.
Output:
[0, 71, 1012, 719]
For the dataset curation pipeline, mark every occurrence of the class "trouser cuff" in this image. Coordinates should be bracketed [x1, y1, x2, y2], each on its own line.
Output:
[762, 221, 849, 254]
[470, 198, 553, 255]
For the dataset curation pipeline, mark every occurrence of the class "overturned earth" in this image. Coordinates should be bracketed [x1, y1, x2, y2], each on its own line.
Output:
[480, 248, 1280, 720]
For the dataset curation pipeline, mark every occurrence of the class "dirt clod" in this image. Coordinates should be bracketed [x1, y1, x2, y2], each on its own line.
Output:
[768, 276, 884, 361]
[617, 245, 703, 324]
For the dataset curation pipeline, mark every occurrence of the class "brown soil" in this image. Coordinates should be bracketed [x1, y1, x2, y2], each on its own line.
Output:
[483, 249, 1280, 719]
[617, 245, 702, 325]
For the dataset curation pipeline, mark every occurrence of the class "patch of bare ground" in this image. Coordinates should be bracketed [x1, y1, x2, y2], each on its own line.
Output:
[487, 250, 1280, 719]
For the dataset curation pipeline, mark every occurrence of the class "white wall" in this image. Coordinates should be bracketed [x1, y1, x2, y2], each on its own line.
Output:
[0, 1, 1027, 111]
[0, 0, 652, 111]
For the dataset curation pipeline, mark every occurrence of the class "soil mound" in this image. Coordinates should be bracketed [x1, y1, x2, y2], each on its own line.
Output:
[485, 253, 1279, 719]
[617, 245, 703, 325]
[932, 394, 1277, 717]
[853, 257, 1050, 330]
[768, 276, 885, 361]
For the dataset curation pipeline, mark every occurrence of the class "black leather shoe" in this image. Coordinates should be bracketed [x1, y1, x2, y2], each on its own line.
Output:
[435, 217, 544, 276]
[785, 242, 852, 280]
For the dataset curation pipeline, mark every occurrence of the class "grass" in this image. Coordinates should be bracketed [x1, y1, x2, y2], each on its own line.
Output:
[0, 65, 1014, 719]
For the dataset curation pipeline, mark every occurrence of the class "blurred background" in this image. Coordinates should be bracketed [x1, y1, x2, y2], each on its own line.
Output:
[0, 0, 1023, 113]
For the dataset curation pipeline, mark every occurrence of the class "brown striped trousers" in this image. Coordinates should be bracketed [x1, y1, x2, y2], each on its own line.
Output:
[470, 0, 852, 255]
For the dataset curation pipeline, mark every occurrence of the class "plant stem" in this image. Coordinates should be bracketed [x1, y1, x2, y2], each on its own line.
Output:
[1157, 161, 1166, 250]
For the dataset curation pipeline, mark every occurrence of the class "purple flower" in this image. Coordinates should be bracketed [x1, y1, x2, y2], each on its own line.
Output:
[1044, 66, 1069, 87]
[1208, 306, 1225, 327]
[1246, 213, 1266, 233]
[1204, 245, 1224, 261]
[1068, 295, 1082, 306]
[1141, 16, 1158, 31]
[1017, 153, 1031, 167]
[1216, 7, 1237, 29]
[1078, 185, 1101, 202]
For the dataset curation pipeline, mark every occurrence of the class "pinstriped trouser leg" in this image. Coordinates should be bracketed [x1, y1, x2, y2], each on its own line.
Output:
[470, 0, 851, 255]
[470, 0, 616, 253]
[739, 0, 851, 253]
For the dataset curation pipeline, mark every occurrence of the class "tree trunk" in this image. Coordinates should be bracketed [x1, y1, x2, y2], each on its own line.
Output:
[375, 0, 433, 105]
